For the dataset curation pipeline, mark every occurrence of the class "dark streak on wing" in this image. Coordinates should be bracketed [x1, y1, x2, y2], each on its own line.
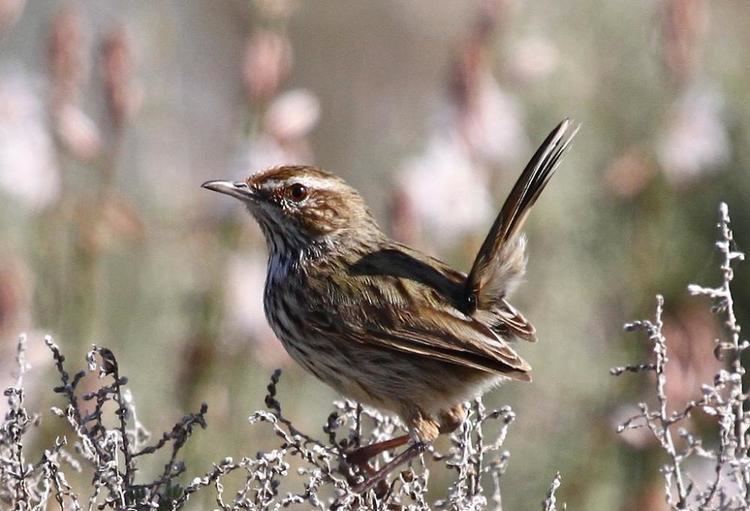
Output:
[348, 246, 466, 309]
[341, 244, 531, 379]
[348, 243, 537, 342]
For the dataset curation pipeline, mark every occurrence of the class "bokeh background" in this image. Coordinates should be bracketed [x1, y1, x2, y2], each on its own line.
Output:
[1, 0, 749, 509]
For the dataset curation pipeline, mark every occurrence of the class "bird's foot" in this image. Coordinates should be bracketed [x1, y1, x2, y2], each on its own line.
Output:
[344, 434, 410, 467]
[339, 435, 408, 496]
[350, 442, 426, 494]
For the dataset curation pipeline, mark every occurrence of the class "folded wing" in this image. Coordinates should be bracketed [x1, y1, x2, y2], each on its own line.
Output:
[311, 247, 532, 380]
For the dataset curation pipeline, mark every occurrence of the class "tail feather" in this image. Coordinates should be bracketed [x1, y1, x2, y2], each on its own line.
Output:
[464, 118, 579, 312]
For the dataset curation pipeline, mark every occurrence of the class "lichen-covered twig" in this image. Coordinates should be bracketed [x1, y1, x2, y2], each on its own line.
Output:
[2, 335, 212, 509]
[542, 472, 563, 511]
[613, 202, 749, 510]
[4, 331, 547, 509]
[173, 369, 522, 510]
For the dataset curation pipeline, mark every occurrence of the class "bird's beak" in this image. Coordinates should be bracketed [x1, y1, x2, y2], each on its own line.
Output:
[201, 180, 255, 201]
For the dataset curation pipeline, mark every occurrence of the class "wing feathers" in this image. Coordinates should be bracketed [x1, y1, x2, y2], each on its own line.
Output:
[312, 253, 536, 380]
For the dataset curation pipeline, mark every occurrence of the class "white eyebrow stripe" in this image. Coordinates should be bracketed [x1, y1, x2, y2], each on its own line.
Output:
[264, 175, 338, 191]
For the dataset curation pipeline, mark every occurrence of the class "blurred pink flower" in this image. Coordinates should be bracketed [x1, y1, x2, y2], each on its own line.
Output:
[604, 147, 656, 199]
[509, 35, 561, 83]
[264, 89, 320, 142]
[242, 89, 320, 170]
[100, 26, 141, 129]
[242, 29, 293, 102]
[393, 74, 524, 251]
[456, 71, 527, 165]
[0, 0, 24, 33]
[0, 74, 60, 210]
[47, 5, 86, 110]
[396, 134, 494, 249]
[242, 134, 290, 172]
[661, 303, 721, 408]
[657, 86, 729, 186]
[662, 0, 707, 85]
[54, 103, 101, 161]
[0, 255, 31, 337]
[392, 0, 525, 249]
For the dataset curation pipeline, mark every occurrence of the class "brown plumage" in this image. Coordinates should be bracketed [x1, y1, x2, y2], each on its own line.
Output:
[203, 118, 578, 491]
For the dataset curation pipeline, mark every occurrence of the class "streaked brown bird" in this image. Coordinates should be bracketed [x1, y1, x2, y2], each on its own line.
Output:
[203, 119, 578, 491]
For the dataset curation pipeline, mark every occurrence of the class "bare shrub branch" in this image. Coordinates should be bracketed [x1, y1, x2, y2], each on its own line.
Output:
[613, 202, 749, 510]
[1, 334, 553, 510]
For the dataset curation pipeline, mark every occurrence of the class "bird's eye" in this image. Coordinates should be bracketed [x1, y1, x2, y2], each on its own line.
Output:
[288, 183, 308, 202]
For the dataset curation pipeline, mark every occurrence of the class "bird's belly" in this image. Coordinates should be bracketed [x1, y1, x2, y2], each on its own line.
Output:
[264, 288, 500, 415]
[263, 286, 357, 395]
[264, 298, 380, 405]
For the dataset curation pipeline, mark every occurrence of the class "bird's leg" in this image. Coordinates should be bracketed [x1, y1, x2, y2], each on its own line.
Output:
[345, 407, 437, 493]
[345, 434, 410, 467]
[341, 434, 411, 495]
[352, 442, 426, 494]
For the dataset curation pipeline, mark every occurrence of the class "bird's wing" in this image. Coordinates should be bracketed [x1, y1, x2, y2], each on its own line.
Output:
[356, 305, 533, 380]
[464, 119, 579, 312]
[306, 246, 532, 380]
[474, 298, 537, 342]
[377, 244, 538, 342]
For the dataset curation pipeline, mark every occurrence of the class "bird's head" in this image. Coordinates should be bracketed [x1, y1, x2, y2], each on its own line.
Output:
[203, 165, 380, 251]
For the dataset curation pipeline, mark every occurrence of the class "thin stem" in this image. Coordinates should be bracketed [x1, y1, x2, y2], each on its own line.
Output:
[652, 295, 689, 508]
